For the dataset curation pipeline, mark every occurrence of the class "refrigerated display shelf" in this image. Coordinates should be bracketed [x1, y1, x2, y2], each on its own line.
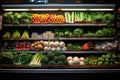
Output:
[0, 50, 110, 54]
[0, 67, 120, 73]
[0, 64, 120, 69]
[3, 37, 115, 41]
[3, 24, 114, 27]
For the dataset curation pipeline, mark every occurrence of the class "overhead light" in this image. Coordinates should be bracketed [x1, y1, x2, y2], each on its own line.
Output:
[62, 9, 87, 11]
[4, 8, 59, 11]
[4, 8, 114, 11]
[4, 9, 29, 11]
[31, 9, 58, 11]
[89, 9, 114, 11]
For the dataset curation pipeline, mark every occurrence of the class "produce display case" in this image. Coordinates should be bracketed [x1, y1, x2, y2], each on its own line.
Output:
[0, 3, 120, 73]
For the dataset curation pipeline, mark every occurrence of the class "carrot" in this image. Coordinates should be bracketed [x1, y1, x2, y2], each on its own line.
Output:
[82, 43, 89, 50]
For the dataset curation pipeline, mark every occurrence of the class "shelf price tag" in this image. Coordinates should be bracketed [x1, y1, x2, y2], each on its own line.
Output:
[79, 24, 83, 26]
[100, 38, 105, 40]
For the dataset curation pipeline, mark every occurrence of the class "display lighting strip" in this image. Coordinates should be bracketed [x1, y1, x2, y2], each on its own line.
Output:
[4, 8, 114, 11]
[62, 8, 114, 11]
[4, 9, 30, 11]
[89, 9, 114, 11]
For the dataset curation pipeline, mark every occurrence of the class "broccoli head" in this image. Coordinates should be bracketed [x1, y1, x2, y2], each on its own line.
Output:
[46, 52, 55, 61]
[54, 51, 61, 56]
[58, 55, 67, 62]
[48, 61, 56, 65]
[57, 61, 64, 65]
[41, 56, 49, 65]
[53, 56, 59, 63]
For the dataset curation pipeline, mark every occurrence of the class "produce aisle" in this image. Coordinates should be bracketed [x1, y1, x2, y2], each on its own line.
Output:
[0, 3, 120, 75]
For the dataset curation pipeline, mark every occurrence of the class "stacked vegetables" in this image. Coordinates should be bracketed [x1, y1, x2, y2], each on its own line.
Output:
[0, 52, 32, 65]
[30, 40, 44, 50]
[67, 56, 85, 66]
[43, 41, 66, 52]
[3, 12, 32, 25]
[32, 14, 49, 23]
[95, 27, 115, 37]
[85, 53, 119, 65]
[41, 51, 68, 66]
[65, 12, 114, 25]
[29, 53, 44, 67]
[31, 13, 65, 24]
[3, 11, 114, 25]
[2, 30, 30, 39]
[66, 43, 81, 51]
[54, 27, 115, 38]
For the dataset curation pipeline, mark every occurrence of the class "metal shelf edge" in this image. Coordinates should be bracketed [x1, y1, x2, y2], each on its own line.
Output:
[0, 69, 120, 73]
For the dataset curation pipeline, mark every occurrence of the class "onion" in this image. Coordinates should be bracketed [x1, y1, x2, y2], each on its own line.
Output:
[61, 47, 67, 51]
[59, 41, 65, 48]
[73, 57, 79, 64]
[51, 47, 56, 51]
[44, 41, 48, 47]
[68, 60, 73, 66]
[67, 56, 73, 61]
[56, 47, 61, 51]
[54, 41, 59, 47]
[79, 57, 85, 61]
[49, 41, 54, 47]
[44, 47, 49, 51]
[79, 61, 85, 65]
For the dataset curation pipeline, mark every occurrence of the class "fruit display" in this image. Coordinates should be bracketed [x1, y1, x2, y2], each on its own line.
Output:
[67, 56, 85, 66]
[41, 51, 68, 65]
[12, 30, 21, 39]
[3, 12, 32, 25]
[2, 41, 31, 50]
[65, 12, 114, 25]
[32, 14, 49, 23]
[15, 41, 31, 50]
[31, 13, 65, 24]
[49, 14, 65, 23]
[43, 41, 66, 52]
[2, 32, 10, 39]
[21, 30, 30, 39]
[30, 40, 44, 50]
[3, 30, 30, 39]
